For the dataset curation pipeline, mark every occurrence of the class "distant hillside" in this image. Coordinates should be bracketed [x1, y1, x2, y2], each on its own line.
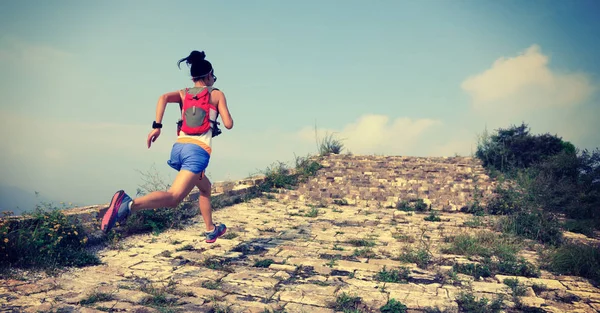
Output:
[0, 185, 54, 216]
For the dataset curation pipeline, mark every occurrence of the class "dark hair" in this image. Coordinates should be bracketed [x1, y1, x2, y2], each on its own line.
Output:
[177, 50, 213, 81]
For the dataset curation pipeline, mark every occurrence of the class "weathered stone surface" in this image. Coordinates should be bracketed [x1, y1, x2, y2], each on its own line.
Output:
[2, 154, 597, 313]
[284, 302, 334, 313]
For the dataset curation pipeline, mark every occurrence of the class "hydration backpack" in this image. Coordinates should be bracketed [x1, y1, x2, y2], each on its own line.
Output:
[177, 87, 221, 137]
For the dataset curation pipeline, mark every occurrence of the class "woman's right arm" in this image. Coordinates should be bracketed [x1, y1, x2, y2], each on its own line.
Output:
[214, 90, 233, 129]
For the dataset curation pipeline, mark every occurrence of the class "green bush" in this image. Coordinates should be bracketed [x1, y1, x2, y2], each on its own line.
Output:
[397, 199, 429, 212]
[477, 123, 600, 236]
[260, 161, 297, 191]
[318, 132, 345, 155]
[485, 184, 526, 216]
[455, 291, 504, 313]
[0, 204, 99, 270]
[333, 292, 361, 312]
[380, 299, 407, 313]
[544, 242, 600, 284]
[443, 232, 540, 278]
[476, 123, 573, 174]
[258, 156, 323, 192]
[497, 209, 563, 246]
[562, 219, 597, 237]
[375, 266, 411, 283]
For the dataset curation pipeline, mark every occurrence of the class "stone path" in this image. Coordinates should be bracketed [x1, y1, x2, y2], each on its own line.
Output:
[2, 197, 599, 312]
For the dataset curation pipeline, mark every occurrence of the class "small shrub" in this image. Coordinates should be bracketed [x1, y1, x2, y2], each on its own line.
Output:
[453, 263, 492, 279]
[139, 280, 179, 310]
[398, 247, 432, 269]
[294, 154, 324, 183]
[353, 247, 375, 258]
[392, 233, 415, 243]
[396, 199, 428, 212]
[380, 298, 407, 313]
[333, 199, 349, 206]
[318, 132, 345, 155]
[485, 184, 525, 216]
[497, 209, 563, 246]
[562, 219, 597, 237]
[495, 257, 540, 277]
[442, 232, 520, 260]
[375, 266, 410, 283]
[175, 244, 194, 252]
[443, 232, 539, 278]
[305, 208, 319, 217]
[333, 292, 361, 312]
[258, 156, 323, 192]
[424, 212, 441, 222]
[347, 239, 376, 247]
[0, 205, 100, 270]
[456, 291, 504, 313]
[503, 278, 527, 297]
[413, 199, 429, 211]
[254, 259, 275, 268]
[463, 216, 485, 228]
[544, 242, 600, 283]
[201, 280, 220, 290]
[475, 123, 571, 174]
[79, 291, 114, 305]
[259, 161, 297, 191]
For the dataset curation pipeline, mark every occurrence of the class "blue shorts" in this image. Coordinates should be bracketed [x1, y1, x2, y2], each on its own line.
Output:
[167, 143, 210, 175]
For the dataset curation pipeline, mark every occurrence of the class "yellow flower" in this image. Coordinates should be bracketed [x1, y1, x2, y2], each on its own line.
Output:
[3, 238, 8, 243]
[74, 231, 78, 236]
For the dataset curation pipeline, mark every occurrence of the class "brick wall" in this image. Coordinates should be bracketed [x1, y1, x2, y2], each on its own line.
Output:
[272, 154, 495, 211]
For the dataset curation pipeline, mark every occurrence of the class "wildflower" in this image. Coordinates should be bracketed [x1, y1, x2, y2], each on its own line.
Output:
[3, 238, 7, 243]
[74, 231, 78, 236]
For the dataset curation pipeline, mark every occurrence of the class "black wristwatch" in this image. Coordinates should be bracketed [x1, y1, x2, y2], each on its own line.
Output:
[152, 121, 163, 129]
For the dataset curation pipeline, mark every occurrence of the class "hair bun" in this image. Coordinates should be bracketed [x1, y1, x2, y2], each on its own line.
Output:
[188, 50, 206, 63]
[177, 50, 206, 69]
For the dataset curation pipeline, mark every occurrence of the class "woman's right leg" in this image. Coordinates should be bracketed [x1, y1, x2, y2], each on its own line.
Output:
[130, 169, 201, 212]
[101, 169, 201, 233]
[196, 173, 214, 231]
[196, 173, 227, 243]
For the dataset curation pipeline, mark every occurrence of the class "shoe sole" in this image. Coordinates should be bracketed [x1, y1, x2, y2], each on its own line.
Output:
[206, 226, 227, 243]
[101, 190, 125, 233]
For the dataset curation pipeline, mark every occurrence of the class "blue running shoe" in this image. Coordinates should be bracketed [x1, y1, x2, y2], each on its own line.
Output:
[205, 223, 227, 243]
[101, 190, 132, 234]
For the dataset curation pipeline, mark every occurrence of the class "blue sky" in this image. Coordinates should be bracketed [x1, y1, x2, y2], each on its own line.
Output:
[1, 0, 599, 211]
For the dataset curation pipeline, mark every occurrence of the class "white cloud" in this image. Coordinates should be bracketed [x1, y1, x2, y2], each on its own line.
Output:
[0, 35, 73, 63]
[0, 110, 173, 205]
[297, 114, 442, 155]
[459, 44, 599, 151]
[461, 44, 595, 112]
